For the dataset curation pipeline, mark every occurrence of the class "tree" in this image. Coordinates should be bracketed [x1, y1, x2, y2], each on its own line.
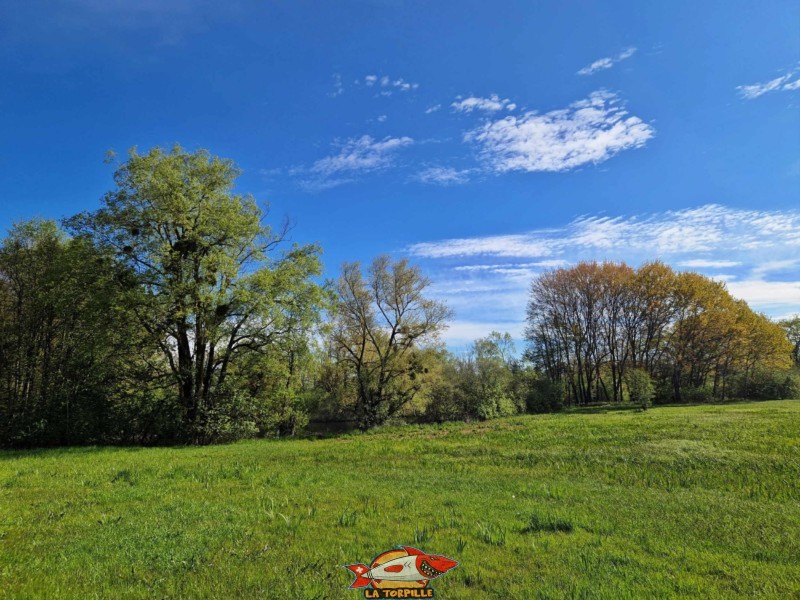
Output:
[0, 220, 137, 445]
[625, 368, 655, 409]
[467, 332, 519, 419]
[67, 146, 324, 441]
[525, 261, 793, 405]
[330, 256, 451, 429]
[779, 316, 800, 366]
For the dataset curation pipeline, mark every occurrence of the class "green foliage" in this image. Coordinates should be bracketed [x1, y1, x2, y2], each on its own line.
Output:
[0, 219, 140, 446]
[681, 385, 714, 404]
[329, 256, 451, 429]
[778, 315, 800, 366]
[424, 375, 465, 423]
[424, 332, 526, 423]
[62, 146, 325, 444]
[731, 368, 800, 400]
[525, 375, 565, 413]
[625, 368, 655, 409]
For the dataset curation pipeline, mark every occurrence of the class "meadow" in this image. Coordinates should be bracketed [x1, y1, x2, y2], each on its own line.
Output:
[1, 401, 799, 599]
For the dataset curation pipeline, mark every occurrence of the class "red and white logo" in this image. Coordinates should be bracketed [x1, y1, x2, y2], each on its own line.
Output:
[344, 546, 458, 597]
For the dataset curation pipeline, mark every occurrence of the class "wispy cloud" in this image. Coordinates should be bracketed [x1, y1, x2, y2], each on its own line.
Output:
[416, 166, 472, 186]
[678, 259, 742, 268]
[451, 94, 516, 113]
[425, 104, 442, 114]
[412, 204, 800, 344]
[737, 65, 800, 99]
[464, 91, 653, 173]
[298, 135, 413, 189]
[328, 73, 344, 97]
[409, 204, 800, 259]
[577, 47, 636, 76]
[363, 74, 419, 96]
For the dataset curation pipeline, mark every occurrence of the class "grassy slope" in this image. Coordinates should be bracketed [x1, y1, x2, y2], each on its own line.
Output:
[1, 401, 799, 599]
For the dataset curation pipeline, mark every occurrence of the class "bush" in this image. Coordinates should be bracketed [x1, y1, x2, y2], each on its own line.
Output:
[732, 369, 800, 400]
[681, 385, 714, 404]
[526, 377, 564, 413]
[424, 380, 465, 423]
[625, 368, 655, 409]
[475, 393, 518, 420]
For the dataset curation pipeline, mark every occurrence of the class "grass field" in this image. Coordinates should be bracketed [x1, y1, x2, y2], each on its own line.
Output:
[1, 401, 799, 599]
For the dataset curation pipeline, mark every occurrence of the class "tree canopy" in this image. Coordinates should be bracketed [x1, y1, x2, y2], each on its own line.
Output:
[66, 146, 325, 442]
[526, 261, 793, 405]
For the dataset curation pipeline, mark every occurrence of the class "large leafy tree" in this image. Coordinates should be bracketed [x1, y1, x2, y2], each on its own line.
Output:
[68, 146, 324, 440]
[330, 256, 451, 429]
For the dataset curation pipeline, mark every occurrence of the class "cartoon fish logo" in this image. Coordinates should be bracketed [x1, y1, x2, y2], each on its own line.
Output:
[344, 546, 458, 595]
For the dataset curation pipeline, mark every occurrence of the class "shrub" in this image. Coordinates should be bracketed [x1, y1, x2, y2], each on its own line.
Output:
[732, 369, 800, 400]
[526, 377, 564, 413]
[424, 380, 465, 423]
[681, 385, 714, 404]
[625, 368, 655, 409]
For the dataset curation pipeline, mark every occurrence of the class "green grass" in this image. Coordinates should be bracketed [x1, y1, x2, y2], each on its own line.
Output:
[2, 401, 799, 599]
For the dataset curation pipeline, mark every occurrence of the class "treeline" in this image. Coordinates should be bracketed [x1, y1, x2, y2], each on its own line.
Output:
[1, 146, 797, 447]
[526, 261, 797, 405]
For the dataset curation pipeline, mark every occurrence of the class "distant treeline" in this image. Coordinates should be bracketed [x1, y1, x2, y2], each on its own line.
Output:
[526, 262, 796, 406]
[1, 146, 797, 447]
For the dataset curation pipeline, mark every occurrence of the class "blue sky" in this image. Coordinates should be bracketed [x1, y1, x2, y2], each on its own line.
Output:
[1, 0, 798, 348]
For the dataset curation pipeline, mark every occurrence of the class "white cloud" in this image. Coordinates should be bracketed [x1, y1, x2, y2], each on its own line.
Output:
[417, 166, 472, 186]
[726, 280, 800, 309]
[454, 260, 569, 272]
[737, 66, 800, 99]
[363, 74, 419, 95]
[751, 259, 800, 278]
[784, 79, 800, 91]
[451, 94, 515, 113]
[425, 104, 442, 114]
[298, 135, 413, 189]
[679, 259, 742, 268]
[577, 47, 637, 75]
[464, 91, 654, 173]
[328, 73, 344, 97]
[409, 204, 800, 260]
[411, 204, 800, 346]
[310, 135, 413, 177]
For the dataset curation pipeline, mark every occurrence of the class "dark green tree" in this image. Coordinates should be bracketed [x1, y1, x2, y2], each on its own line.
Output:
[0, 220, 136, 445]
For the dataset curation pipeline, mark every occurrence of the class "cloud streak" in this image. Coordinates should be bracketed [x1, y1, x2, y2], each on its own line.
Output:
[409, 204, 800, 259]
[737, 66, 800, 99]
[410, 205, 800, 342]
[416, 166, 472, 186]
[464, 91, 654, 173]
[577, 47, 636, 75]
[298, 135, 413, 190]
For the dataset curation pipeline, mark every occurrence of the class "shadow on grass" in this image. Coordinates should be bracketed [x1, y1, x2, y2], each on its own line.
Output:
[561, 397, 783, 415]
